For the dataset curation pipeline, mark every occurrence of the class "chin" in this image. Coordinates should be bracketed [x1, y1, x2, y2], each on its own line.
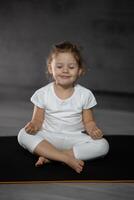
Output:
[57, 81, 73, 87]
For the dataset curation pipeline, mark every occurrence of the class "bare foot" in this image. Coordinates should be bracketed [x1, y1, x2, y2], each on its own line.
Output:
[35, 156, 50, 167]
[64, 155, 84, 174]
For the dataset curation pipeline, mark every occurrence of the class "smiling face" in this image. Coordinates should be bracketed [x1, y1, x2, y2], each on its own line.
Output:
[48, 52, 82, 87]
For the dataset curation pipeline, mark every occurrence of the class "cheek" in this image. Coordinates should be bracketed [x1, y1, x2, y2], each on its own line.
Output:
[72, 69, 80, 77]
[52, 69, 60, 76]
[48, 65, 56, 74]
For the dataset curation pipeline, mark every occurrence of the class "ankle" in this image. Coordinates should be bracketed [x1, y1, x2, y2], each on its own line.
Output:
[62, 149, 74, 158]
[61, 153, 70, 164]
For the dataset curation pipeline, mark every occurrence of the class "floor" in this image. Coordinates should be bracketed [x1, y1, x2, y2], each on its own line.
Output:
[0, 183, 134, 200]
[0, 94, 134, 199]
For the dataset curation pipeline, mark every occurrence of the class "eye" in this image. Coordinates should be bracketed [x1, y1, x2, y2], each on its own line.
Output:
[56, 64, 63, 68]
[69, 66, 75, 69]
[68, 64, 77, 69]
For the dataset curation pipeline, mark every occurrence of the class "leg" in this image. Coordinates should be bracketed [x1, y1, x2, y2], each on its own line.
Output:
[34, 139, 84, 173]
[73, 138, 109, 160]
[18, 128, 51, 167]
[18, 128, 84, 173]
[62, 149, 75, 158]
[35, 148, 74, 167]
[35, 136, 109, 164]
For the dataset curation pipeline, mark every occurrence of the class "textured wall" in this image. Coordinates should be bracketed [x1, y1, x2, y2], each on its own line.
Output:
[0, 0, 134, 100]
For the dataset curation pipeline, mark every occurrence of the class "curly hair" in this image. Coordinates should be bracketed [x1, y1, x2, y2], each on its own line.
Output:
[46, 41, 85, 75]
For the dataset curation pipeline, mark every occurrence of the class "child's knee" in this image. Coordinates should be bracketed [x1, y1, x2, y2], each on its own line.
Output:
[18, 128, 25, 143]
[17, 128, 45, 153]
[17, 127, 27, 147]
[99, 138, 109, 156]
[73, 137, 109, 160]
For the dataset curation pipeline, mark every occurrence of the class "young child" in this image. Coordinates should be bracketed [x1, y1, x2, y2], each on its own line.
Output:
[18, 41, 109, 174]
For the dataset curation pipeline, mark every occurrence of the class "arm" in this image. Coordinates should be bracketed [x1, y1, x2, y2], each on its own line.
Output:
[25, 106, 44, 134]
[82, 109, 103, 139]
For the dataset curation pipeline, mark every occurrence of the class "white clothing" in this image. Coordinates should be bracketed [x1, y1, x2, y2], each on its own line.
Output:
[18, 82, 109, 160]
[18, 128, 109, 160]
[30, 82, 97, 134]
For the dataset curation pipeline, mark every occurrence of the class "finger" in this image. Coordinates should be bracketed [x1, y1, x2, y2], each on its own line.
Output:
[91, 133, 98, 139]
[98, 130, 104, 137]
[92, 130, 103, 139]
[95, 128, 103, 136]
[25, 126, 29, 132]
[25, 127, 31, 134]
[27, 129, 35, 135]
[25, 126, 34, 134]
[95, 132, 103, 139]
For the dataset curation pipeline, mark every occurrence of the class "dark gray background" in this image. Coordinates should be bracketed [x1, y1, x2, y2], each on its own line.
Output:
[0, 0, 134, 101]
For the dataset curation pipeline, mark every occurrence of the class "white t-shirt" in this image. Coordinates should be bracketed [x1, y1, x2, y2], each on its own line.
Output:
[31, 82, 97, 134]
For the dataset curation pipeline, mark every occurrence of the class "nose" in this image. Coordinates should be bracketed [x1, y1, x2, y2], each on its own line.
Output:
[62, 66, 68, 73]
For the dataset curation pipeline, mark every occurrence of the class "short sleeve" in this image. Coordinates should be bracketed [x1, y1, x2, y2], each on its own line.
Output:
[82, 90, 97, 109]
[30, 89, 45, 108]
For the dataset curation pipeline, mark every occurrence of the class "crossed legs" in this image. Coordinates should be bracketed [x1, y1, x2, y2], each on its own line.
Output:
[33, 139, 84, 173]
[18, 128, 109, 173]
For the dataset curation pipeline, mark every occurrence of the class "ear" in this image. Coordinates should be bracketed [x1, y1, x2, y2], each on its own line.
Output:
[78, 68, 83, 77]
[48, 64, 53, 74]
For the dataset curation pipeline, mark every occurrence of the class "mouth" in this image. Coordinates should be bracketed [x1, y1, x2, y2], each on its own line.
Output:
[60, 76, 70, 79]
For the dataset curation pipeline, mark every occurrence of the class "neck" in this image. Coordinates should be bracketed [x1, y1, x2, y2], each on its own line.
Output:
[53, 82, 75, 100]
[54, 82, 75, 91]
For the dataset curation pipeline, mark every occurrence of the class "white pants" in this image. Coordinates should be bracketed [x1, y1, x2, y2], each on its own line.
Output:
[18, 128, 109, 161]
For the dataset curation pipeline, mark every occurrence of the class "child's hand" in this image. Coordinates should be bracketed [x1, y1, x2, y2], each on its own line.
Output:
[25, 121, 38, 134]
[85, 121, 103, 140]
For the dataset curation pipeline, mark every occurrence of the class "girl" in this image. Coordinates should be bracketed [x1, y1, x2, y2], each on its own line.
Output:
[18, 41, 109, 174]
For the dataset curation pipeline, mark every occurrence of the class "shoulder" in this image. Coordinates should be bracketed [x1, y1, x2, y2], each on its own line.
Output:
[31, 82, 53, 100]
[33, 82, 53, 95]
[75, 84, 97, 108]
[30, 82, 53, 108]
[75, 84, 94, 96]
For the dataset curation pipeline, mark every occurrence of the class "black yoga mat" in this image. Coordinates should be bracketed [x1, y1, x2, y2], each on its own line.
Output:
[0, 135, 134, 183]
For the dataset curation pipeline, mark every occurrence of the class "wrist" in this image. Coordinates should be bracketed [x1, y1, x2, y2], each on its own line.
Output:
[85, 121, 96, 132]
[30, 121, 40, 131]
